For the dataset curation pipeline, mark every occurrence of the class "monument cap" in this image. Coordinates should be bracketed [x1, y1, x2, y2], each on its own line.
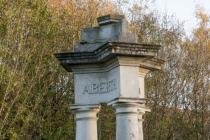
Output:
[97, 14, 125, 26]
[75, 14, 138, 52]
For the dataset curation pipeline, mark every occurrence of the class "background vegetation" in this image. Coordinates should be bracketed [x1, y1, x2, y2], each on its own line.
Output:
[0, 0, 209, 139]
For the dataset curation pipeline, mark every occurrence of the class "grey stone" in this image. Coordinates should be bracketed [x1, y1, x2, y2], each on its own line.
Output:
[74, 14, 138, 52]
[97, 15, 125, 26]
[55, 42, 163, 72]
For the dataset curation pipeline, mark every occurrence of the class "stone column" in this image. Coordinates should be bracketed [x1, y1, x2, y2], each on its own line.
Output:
[71, 105, 100, 140]
[112, 102, 140, 140]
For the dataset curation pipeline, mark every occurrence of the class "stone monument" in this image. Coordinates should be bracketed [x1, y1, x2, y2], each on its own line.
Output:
[55, 15, 164, 140]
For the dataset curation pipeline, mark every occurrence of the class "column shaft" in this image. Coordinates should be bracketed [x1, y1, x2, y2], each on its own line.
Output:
[71, 105, 100, 140]
[114, 103, 140, 140]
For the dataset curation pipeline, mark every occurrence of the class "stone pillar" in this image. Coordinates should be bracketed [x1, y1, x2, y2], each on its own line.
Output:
[112, 102, 140, 140]
[55, 14, 164, 140]
[71, 105, 100, 140]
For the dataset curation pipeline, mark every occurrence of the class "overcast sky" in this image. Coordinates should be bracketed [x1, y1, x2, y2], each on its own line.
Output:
[151, 0, 210, 35]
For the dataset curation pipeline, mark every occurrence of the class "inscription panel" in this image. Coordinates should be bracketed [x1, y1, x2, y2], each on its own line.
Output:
[74, 67, 120, 104]
[83, 79, 117, 95]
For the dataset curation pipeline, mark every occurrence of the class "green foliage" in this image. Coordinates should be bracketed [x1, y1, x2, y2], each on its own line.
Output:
[98, 104, 115, 140]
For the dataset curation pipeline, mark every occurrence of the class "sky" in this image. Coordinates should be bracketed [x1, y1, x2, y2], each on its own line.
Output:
[151, 0, 210, 35]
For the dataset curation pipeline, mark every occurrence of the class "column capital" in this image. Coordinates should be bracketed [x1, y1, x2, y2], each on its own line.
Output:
[108, 97, 145, 106]
[108, 97, 148, 115]
[70, 104, 100, 111]
[110, 98, 142, 140]
[70, 104, 100, 120]
[70, 104, 100, 140]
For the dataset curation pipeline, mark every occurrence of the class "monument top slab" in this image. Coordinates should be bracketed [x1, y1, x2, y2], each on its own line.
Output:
[73, 14, 138, 52]
[97, 14, 125, 25]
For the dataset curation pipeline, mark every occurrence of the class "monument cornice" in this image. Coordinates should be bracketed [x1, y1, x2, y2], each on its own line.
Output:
[55, 41, 164, 72]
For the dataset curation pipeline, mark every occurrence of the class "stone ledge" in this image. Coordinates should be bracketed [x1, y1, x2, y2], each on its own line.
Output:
[97, 14, 125, 26]
[55, 41, 163, 71]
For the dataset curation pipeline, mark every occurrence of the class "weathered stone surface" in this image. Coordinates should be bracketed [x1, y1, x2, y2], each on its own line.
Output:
[55, 40, 164, 105]
[55, 42, 163, 72]
[74, 66, 120, 104]
[97, 15, 125, 26]
[74, 15, 138, 52]
[55, 41, 163, 105]
[72, 65, 152, 104]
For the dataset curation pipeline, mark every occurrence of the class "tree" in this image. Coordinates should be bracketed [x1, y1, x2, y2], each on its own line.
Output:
[0, 0, 210, 139]
[0, 0, 120, 139]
